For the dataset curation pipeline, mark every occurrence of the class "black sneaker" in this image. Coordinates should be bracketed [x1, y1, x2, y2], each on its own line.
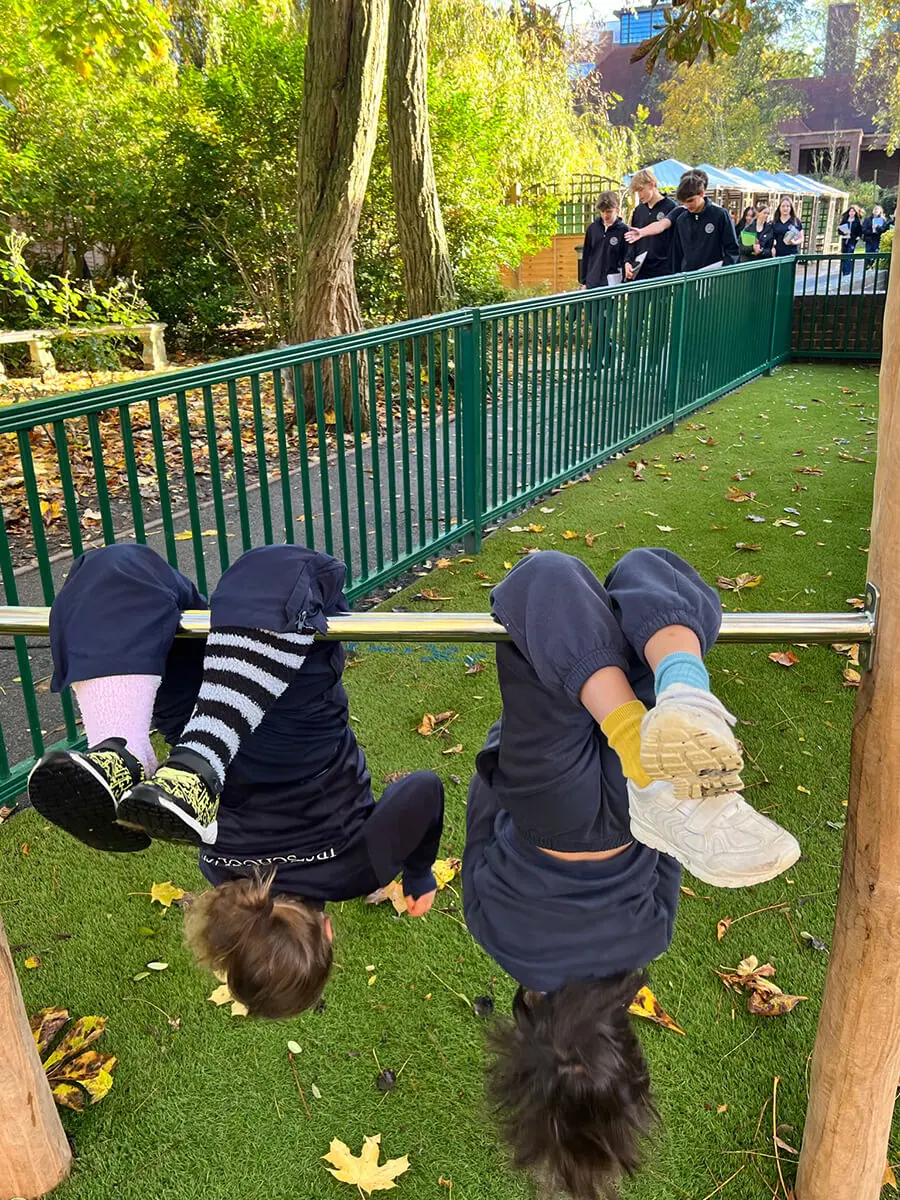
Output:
[116, 748, 219, 846]
[27, 739, 150, 852]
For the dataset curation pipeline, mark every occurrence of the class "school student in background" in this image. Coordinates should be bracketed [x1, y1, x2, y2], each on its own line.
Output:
[741, 204, 774, 259]
[623, 169, 678, 282]
[735, 205, 756, 238]
[862, 205, 888, 267]
[580, 191, 629, 289]
[837, 204, 861, 274]
[771, 197, 804, 259]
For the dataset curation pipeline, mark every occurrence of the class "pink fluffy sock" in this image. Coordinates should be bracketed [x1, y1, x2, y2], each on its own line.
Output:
[71, 675, 162, 775]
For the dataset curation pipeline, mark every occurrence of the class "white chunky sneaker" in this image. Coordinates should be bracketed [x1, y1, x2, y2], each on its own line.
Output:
[627, 779, 800, 888]
[640, 683, 744, 799]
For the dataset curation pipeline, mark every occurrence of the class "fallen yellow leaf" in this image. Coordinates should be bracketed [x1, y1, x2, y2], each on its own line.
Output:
[628, 985, 685, 1035]
[208, 981, 248, 1017]
[433, 857, 462, 889]
[562, 530, 581, 540]
[174, 530, 193, 541]
[366, 879, 408, 914]
[883, 1161, 897, 1190]
[322, 1134, 410, 1196]
[150, 881, 185, 908]
[436, 558, 452, 568]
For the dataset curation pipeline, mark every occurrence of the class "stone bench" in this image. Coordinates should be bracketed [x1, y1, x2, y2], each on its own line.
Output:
[0, 322, 167, 380]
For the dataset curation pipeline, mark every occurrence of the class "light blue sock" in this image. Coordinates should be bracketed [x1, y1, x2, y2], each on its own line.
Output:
[654, 651, 710, 697]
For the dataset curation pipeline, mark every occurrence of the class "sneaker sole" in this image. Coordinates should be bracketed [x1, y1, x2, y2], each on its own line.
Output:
[641, 715, 743, 794]
[629, 812, 800, 889]
[28, 753, 150, 853]
[116, 790, 217, 847]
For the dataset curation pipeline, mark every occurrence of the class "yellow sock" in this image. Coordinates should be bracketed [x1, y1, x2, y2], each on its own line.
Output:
[600, 700, 652, 788]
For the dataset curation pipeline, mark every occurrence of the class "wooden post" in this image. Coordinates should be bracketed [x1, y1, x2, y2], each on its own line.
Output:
[796, 240, 900, 1197]
[0, 913, 71, 1199]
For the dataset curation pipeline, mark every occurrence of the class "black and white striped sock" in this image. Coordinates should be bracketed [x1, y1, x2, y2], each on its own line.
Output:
[172, 627, 314, 789]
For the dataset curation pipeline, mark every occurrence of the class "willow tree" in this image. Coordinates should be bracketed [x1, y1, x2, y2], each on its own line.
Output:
[290, 0, 388, 422]
[386, 0, 455, 318]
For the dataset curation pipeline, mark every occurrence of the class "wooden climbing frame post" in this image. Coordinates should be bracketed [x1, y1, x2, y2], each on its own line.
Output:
[796, 240, 900, 1196]
[0, 914, 71, 1199]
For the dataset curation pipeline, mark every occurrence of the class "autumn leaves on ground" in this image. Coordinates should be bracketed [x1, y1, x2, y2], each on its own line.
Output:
[3, 362, 896, 1200]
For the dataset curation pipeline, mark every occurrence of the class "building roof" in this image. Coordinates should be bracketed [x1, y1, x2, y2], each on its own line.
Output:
[778, 75, 876, 136]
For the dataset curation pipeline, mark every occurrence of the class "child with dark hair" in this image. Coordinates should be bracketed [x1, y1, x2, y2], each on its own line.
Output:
[463, 549, 799, 1198]
[28, 543, 444, 1017]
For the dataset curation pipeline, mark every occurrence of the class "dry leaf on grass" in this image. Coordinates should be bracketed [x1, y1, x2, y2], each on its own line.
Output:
[368, 857, 460, 913]
[628, 986, 685, 1035]
[717, 573, 762, 592]
[208, 976, 249, 1017]
[768, 651, 800, 668]
[414, 589, 452, 602]
[435, 559, 452, 568]
[322, 1134, 410, 1196]
[416, 711, 457, 736]
[562, 530, 581, 540]
[883, 1161, 897, 1190]
[846, 597, 866, 609]
[734, 542, 761, 552]
[714, 956, 806, 1017]
[441, 743, 464, 756]
[433, 857, 462, 889]
[150, 881, 185, 908]
[843, 668, 861, 688]
[725, 486, 756, 503]
[366, 880, 408, 914]
[30, 1010, 117, 1109]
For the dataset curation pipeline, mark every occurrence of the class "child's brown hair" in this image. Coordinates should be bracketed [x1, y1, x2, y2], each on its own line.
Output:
[487, 972, 657, 1198]
[596, 190, 620, 213]
[184, 872, 333, 1018]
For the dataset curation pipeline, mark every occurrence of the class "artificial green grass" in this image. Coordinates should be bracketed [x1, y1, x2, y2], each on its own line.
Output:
[2, 362, 893, 1200]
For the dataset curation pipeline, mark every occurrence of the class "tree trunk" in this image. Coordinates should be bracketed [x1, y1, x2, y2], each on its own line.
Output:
[795, 240, 900, 1198]
[291, 0, 388, 427]
[386, 0, 456, 319]
[0, 913, 72, 1200]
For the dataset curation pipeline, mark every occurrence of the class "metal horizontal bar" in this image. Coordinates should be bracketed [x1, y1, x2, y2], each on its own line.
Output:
[0, 606, 873, 644]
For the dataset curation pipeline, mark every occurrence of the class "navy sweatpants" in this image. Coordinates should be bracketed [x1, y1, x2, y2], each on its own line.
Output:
[463, 548, 722, 990]
[49, 544, 443, 902]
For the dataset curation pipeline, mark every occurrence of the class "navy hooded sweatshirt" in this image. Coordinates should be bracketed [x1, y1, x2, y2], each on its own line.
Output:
[671, 199, 740, 271]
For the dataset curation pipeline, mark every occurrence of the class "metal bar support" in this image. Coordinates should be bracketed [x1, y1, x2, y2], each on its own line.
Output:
[0, 606, 875, 646]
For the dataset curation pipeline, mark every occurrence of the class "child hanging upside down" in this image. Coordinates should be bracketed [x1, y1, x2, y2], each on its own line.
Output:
[28, 543, 444, 1017]
[462, 549, 799, 1199]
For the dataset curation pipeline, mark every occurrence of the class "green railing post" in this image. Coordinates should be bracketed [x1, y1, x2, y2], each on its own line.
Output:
[459, 310, 484, 553]
[665, 277, 687, 431]
[766, 257, 795, 372]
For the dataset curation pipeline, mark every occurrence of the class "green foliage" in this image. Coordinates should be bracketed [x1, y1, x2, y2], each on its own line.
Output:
[358, 0, 631, 318]
[0, 229, 153, 370]
[654, 31, 811, 170]
[2, 0, 628, 340]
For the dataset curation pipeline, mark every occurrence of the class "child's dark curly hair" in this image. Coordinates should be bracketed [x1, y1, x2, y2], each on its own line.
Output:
[487, 971, 658, 1199]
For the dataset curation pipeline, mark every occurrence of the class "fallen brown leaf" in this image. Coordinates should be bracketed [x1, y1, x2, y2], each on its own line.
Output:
[725, 486, 756, 503]
[769, 651, 800, 667]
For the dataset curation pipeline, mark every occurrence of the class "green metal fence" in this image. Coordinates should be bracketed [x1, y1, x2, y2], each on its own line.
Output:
[793, 252, 890, 357]
[0, 252, 865, 800]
